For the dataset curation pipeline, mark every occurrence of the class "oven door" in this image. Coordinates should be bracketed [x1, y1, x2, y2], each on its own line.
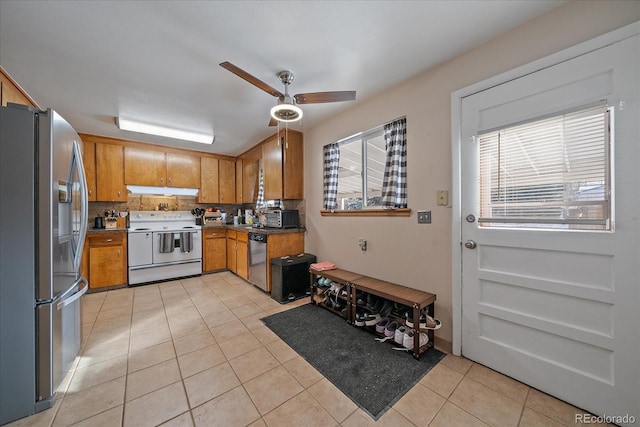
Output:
[152, 230, 202, 264]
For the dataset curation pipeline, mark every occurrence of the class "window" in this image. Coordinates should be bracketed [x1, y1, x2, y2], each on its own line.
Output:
[322, 117, 409, 216]
[336, 127, 386, 209]
[478, 104, 611, 230]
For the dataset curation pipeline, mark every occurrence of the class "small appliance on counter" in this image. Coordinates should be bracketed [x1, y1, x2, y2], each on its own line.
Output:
[265, 209, 299, 229]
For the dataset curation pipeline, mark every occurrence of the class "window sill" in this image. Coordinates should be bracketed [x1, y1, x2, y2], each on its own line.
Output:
[320, 208, 411, 217]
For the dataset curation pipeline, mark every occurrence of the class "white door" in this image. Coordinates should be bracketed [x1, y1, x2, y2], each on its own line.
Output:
[460, 34, 639, 421]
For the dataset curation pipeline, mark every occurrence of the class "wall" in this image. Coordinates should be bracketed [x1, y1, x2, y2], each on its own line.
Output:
[303, 1, 640, 346]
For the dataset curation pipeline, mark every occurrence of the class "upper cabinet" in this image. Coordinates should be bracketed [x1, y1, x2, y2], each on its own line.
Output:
[82, 140, 97, 201]
[0, 68, 37, 107]
[166, 152, 200, 188]
[96, 143, 126, 202]
[235, 158, 243, 204]
[262, 130, 303, 200]
[124, 148, 200, 188]
[124, 147, 166, 186]
[218, 158, 235, 204]
[199, 157, 219, 203]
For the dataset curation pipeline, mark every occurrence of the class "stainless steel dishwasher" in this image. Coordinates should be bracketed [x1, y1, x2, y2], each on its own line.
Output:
[248, 233, 268, 291]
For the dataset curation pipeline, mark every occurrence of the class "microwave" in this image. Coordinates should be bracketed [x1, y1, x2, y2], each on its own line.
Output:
[265, 210, 299, 229]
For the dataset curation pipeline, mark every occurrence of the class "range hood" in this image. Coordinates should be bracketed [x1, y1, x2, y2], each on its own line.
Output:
[126, 185, 199, 196]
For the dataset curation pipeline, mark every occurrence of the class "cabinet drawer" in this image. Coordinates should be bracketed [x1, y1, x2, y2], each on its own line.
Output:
[227, 230, 237, 239]
[88, 233, 123, 246]
[237, 231, 248, 243]
[204, 230, 225, 239]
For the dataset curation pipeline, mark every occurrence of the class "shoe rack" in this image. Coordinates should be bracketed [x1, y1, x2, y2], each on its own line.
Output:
[310, 267, 437, 360]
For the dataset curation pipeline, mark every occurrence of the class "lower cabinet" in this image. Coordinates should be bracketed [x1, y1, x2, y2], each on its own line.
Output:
[203, 229, 226, 272]
[226, 230, 248, 279]
[83, 231, 128, 290]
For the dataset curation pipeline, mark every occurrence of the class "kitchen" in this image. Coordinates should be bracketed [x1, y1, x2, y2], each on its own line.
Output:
[0, 2, 638, 427]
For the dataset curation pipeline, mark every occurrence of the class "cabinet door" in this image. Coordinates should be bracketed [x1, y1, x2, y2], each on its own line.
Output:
[89, 246, 125, 288]
[218, 159, 235, 204]
[199, 157, 219, 203]
[124, 147, 166, 186]
[283, 132, 304, 199]
[235, 158, 243, 204]
[82, 140, 97, 201]
[1, 80, 33, 107]
[226, 235, 237, 273]
[204, 237, 227, 272]
[242, 160, 259, 204]
[262, 135, 283, 200]
[96, 144, 127, 202]
[167, 152, 200, 188]
[236, 239, 248, 280]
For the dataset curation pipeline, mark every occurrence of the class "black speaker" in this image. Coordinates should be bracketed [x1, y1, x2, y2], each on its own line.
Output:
[271, 253, 317, 303]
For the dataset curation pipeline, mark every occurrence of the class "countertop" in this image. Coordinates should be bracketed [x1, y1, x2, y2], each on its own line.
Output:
[86, 225, 305, 235]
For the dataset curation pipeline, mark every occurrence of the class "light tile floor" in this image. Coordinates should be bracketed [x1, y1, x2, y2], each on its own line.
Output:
[7, 272, 613, 427]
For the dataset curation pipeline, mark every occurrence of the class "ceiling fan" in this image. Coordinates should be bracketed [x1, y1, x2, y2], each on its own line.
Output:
[220, 61, 356, 126]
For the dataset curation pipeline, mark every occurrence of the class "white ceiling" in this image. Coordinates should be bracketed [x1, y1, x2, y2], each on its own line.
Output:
[0, 0, 564, 156]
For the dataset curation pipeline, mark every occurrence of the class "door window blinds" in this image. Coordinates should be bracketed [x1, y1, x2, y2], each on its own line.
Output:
[478, 104, 611, 230]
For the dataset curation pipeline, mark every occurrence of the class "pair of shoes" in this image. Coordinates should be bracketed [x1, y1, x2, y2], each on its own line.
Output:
[394, 325, 408, 345]
[405, 310, 442, 330]
[317, 277, 332, 287]
[364, 313, 381, 326]
[384, 320, 399, 337]
[379, 300, 393, 318]
[402, 330, 429, 349]
[375, 317, 389, 334]
[354, 313, 366, 327]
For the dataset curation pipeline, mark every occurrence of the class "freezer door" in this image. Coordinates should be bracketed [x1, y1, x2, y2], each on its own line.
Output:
[35, 277, 87, 409]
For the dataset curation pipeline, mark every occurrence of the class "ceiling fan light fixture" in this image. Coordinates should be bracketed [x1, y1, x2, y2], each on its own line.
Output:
[116, 117, 214, 144]
[270, 103, 303, 122]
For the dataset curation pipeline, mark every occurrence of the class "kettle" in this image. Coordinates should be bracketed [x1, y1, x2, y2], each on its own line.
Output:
[94, 216, 105, 229]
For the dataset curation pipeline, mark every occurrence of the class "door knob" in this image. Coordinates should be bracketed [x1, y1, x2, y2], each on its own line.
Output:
[464, 240, 477, 249]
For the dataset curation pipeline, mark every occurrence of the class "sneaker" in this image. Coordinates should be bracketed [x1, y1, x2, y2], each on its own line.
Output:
[375, 318, 389, 334]
[364, 313, 381, 326]
[384, 321, 398, 337]
[403, 330, 429, 349]
[394, 325, 407, 344]
[354, 313, 366, 327]
[379, 300, 393, 318]
[405, 311, 415, 328]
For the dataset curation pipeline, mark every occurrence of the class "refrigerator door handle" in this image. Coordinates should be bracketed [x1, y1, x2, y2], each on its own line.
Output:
[71, 140, 89, 273]
[56, 277, 88, 311]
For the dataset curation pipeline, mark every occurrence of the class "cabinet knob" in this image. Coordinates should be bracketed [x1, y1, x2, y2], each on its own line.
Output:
[117, 191, 121, 197]
[221, 194, 224, 200]
[104, 239, 113, 243]
[160, 177, 164, 184]
[117, 249, 120, 257]
[168, 178, 172, 184]
[88, 190, 92, 196]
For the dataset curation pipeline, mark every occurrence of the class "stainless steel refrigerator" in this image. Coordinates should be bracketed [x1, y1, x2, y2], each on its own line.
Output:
[0, 103, 88, 425]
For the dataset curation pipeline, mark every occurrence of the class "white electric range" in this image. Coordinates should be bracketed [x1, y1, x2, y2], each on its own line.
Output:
[127, 211, 202, 285]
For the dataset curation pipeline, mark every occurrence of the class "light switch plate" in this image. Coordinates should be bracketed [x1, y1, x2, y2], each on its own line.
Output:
[417, 210, 431, 224]
[437, 190, 449, 206]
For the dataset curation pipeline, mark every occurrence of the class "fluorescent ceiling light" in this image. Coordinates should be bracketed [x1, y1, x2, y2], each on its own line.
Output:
[270, 104, 303, 122]
[127, 185, 199, 196]
[116, 117, 213, 144]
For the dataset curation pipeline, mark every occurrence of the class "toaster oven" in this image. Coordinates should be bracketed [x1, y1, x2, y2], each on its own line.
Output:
[265, 210, 299, 229]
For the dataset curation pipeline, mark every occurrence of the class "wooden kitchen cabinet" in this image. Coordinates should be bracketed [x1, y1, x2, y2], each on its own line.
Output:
[218, 158, 235, 203]
[242, 160, 259, 204]
[82, 140, 97, 201]
[236, 231, 248, 280]
[124, 147, 166, 186]
[235, 158, 243, 204]
[262, 130, 303, 200]
[199, 157, 219, 203]
[96, 143, 127, 202]
[203, 229, 226, 272]
[226, 229, 248, 279]
[0, 68, 37, 107]
[83, 232, 127, 290]
[166, 152, 200, 188]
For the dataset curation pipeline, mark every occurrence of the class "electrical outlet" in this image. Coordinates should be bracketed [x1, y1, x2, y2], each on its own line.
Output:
[437, 190, 449, 206]
[417, 211, 431, 224]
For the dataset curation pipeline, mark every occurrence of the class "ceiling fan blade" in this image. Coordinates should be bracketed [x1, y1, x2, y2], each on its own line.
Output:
[294, 91, 356, 104]
[268, 117, 278, 127]
[220, 61, 283, 98]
